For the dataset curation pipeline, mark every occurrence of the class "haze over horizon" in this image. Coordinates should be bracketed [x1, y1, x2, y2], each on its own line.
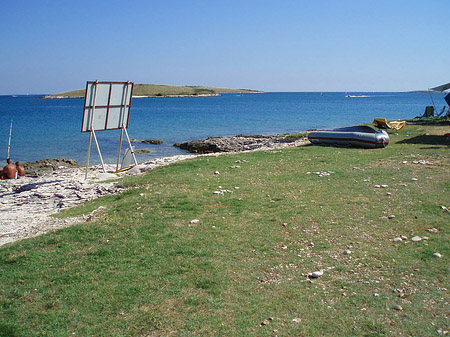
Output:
[1, 0, 449, 95]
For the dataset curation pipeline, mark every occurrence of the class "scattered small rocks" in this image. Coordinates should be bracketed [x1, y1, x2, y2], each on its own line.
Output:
[0, 165, 122, 247]
[189, 219, 200, 225]
[307, 171, 334, 177]
[411, 236, 422, 242]
[343, 250, 352, 255]
[0, 154, 201, 247]
[292, 318, 301, 324]
[412, 160, 433, 165]
[426, 228, 439, 233]
[433, 252, 442, 258]
[437, 328, 449, 335]
[213, 189, 233, 195]
[393, 305, 403, 311]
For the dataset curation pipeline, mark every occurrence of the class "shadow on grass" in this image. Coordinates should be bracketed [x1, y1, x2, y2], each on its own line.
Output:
[397, 134, 450, 146]
[407, 118, 450, 126]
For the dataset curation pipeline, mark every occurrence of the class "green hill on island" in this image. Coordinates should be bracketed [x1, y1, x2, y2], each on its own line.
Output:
[45, 84, 262, 98]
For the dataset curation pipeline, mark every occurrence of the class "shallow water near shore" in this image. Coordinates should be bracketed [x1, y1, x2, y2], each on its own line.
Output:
[0, 92, 446, 164]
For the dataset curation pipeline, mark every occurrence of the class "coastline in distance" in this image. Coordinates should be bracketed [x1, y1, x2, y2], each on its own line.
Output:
[44, 84, 263, 99]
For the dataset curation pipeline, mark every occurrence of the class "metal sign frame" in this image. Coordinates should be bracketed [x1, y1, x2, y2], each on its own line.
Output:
[81, 81, 137, 178]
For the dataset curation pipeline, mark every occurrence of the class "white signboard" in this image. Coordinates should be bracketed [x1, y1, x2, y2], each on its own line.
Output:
[81, 81, 134, 132]
[81, 81, 137, 177]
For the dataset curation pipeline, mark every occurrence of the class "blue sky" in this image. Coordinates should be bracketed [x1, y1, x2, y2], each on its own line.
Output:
[1, 0, 449, 94]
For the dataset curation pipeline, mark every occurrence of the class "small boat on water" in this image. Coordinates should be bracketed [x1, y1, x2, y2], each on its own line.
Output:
[345, 92, 368, 98]
[308, 125, 390, 148]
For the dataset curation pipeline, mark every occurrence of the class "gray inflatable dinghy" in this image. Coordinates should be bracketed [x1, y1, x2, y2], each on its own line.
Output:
[308, 125, 389, 148]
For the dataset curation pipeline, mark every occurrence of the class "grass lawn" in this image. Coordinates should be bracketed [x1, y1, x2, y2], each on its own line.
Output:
[1, 121, 449, 336]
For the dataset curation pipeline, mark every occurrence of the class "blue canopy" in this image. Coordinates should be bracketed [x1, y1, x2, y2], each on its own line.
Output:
[430, 81, 450, 92]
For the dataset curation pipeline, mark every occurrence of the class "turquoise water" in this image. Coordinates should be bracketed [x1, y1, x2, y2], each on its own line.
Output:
[0, 92, 446, 164]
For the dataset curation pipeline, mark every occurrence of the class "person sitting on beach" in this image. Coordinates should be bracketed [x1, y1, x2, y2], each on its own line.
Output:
[2, 158, 17, 179]
[15, 161, 25, 177]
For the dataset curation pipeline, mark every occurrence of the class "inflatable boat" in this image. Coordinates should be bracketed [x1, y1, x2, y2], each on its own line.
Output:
[308, 125, 390, 148]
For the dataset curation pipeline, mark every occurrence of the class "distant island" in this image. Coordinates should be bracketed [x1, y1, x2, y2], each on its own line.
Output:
[43, 84, 263, 99]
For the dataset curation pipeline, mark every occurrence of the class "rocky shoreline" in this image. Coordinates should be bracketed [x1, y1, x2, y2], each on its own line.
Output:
[22, 157, 81, 176]
[174, 134, 308, 153]
[1, 135, 309, 247]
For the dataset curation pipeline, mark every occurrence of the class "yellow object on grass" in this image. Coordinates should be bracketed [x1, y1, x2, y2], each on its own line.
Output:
[373, 118, 406, 130]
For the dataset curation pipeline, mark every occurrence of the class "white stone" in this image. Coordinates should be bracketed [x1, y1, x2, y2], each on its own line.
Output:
[190, 219, 200, 224]
[393, 237, 403, 242]
[310, 270, 324, 278]
[433, 252, 442, 258]
[95, 172, 119, 181]
[344, 250, 352, 255]
[127, 166, 142, 175]
[411, 236, 422, 242]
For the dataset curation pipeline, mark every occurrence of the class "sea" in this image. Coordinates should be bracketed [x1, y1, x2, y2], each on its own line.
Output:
[0, 92, 447, 165]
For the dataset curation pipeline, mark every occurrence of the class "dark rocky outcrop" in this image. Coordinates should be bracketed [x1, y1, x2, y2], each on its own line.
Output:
[23, 158, 81, 176]
[174, 135, 307, 154]
[131, 139, 163, 144]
